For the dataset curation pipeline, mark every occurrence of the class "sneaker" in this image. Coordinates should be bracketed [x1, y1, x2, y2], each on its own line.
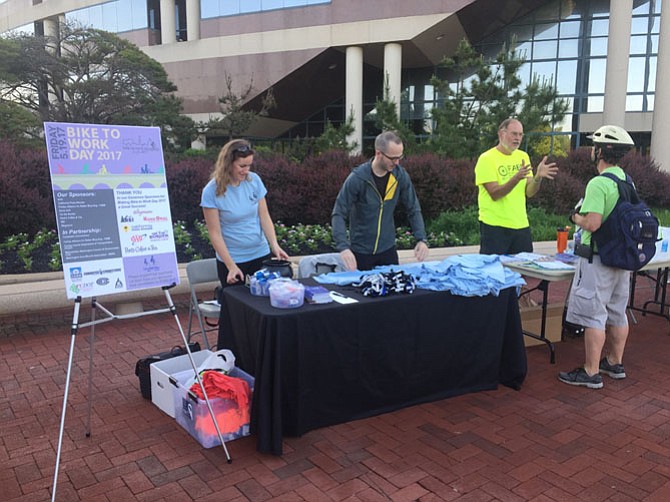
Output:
[599, 358, 626, 379]
[558, 367, 603, 389]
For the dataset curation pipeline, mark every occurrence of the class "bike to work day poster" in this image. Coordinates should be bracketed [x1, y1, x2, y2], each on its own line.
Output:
[44, 122, 179, 300]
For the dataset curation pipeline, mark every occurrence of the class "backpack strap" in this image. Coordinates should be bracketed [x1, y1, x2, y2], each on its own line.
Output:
[599, 171, 639, 204]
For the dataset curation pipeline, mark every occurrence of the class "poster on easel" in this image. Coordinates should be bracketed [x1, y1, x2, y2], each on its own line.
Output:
[44, 122, 179, 299]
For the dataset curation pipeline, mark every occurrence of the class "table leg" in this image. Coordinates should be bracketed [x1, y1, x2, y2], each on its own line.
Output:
[629, 267, 670, 322]
[519, 279, 556, 364]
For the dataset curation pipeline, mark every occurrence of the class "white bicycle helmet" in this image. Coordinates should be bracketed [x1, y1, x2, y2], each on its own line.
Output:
[588, 125, 635, 147]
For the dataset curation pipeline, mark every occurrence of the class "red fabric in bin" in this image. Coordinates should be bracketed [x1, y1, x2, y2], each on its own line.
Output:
[189, 371, 251, 435]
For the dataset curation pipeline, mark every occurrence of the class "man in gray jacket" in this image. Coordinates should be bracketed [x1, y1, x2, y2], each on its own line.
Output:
[332, 131, 429, 271]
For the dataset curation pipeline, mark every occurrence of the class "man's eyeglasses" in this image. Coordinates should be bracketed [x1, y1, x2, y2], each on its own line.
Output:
[380, 151, 403, 162]
[233, 144, 254, 157]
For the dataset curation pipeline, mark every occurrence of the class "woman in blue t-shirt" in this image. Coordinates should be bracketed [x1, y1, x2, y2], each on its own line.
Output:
[201, 139, 289, 287]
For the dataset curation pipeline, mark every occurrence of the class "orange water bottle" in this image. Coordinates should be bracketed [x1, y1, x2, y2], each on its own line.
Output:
[557, 226, 569, 254]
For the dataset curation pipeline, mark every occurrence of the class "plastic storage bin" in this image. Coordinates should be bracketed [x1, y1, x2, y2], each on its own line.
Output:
[150, 350, 211, 418]
[268, 278, 305, 309]
[171, 367, 255, 448]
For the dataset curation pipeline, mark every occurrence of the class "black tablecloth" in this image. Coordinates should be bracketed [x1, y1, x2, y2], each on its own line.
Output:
[218, 282, 526, 455]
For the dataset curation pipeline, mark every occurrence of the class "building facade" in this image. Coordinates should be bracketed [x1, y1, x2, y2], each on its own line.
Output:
[1, 0, 669, 168]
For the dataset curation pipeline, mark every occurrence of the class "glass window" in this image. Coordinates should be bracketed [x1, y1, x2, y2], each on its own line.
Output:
[627, 57, 646, 93]
[587, 58, 606, 94]
[559, 20, 581, 38]
[649, 34, 658, 53]
[222, 1, 240, 16]
[533, 40, 558, 59]
[531, 61, 556, 87]
[285, 0, 308, 7]
[102, 2, 118, 32]
[117, 0, 133, 32]
[589, 37, 608, 56]
[554, 98, 574, 131]
[7, 22, 34, 35]
[262, 0, 283, 10]
[534, 23, 558, 40]
[556, 60, 578, 95]
[648, 56, 657, 92]
[651, 16, 660, 34]
[589, 0, 610, 17]
[626, 95, 644, 111]
[201, 0, 218, 18]
[87, 5, 104, 29]
[648, 94, 655, 110]
[586, 95, 604, 113]
[630, 35, 648, 55]
[633, 1, 651, 15]
[514, 40, 532, 59]
[590, 18, 609, 36]
[631, 16, 650, 34]
[517, 62, 531, 90]
[242, 0, 261, 12]
[131, 0, 148, 29]
[558, 38, 579, 58]
[510, 25, 534, 43]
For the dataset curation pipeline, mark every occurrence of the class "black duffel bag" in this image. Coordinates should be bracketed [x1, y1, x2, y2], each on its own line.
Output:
[135, 342, 201, 400]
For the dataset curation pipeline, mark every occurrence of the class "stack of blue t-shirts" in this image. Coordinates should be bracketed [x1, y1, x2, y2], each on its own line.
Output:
[313, 254, 525, 297]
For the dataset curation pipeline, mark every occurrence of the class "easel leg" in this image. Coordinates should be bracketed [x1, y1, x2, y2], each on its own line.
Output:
[86, 298, 97, 437]
[162, 286, 232, 463]
[51, 296, 82, 502]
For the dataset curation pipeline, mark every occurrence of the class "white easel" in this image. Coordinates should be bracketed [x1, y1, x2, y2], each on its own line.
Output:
[51, 284, 232, 502]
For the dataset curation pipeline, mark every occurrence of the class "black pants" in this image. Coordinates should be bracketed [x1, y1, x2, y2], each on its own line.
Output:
[215, 253, 272, 289]
[479, 222, 533, 255]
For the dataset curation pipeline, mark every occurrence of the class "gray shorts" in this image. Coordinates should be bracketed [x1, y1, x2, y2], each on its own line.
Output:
[566, 255, 630, 330]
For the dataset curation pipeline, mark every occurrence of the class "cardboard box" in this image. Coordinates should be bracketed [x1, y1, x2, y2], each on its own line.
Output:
[520, 303, 565, 347]
[150, 350, 212, 417]
[172, 367, 254, 448]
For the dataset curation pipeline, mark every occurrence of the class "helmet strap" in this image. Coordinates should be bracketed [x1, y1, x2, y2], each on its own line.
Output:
[592, 145, 602, 165]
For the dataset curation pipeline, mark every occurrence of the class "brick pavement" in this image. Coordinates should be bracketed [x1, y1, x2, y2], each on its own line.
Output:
[2, 285, 670, 501]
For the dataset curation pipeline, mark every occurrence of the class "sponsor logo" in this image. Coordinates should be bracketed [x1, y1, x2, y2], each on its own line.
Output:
[143, 216, 168, 223]
[83, 268, 122, 276]
[96, 277, 110, 286]
[149, 230, 169, 241]
[69, 267, 83, 281]
[120, 215, 134, 223]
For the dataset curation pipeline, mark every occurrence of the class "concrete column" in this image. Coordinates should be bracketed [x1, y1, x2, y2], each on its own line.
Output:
[346, 46, 363, 155]
[651, 0, 670, 172]
[160, 0, 176, 44]
[186, 0, 200, 41]
[384, 43, 402, 116]
[42, 16, 58, 51]
[602, 0, 632, 126]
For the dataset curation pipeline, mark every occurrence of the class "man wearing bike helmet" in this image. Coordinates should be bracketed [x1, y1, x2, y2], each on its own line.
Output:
[558, 125, 635, 389]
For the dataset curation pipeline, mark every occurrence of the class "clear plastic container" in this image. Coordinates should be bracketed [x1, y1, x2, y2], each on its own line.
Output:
[268, 278, 305, 309]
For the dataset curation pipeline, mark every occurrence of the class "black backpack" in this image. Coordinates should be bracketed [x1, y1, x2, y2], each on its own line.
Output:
[591, 172, 659, 271]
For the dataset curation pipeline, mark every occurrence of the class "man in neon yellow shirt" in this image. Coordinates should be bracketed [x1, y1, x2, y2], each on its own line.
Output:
[475, 118, 558, 254]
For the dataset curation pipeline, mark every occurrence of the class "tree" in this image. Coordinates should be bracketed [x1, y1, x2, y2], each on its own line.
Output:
[428, 38, 569, 159]
[313, 114, 357, 154]
[0, 22, 196, 151]
[369, 76, 416, 152]
[204, 73, 276, 142]
[0, 101, 43, 146]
